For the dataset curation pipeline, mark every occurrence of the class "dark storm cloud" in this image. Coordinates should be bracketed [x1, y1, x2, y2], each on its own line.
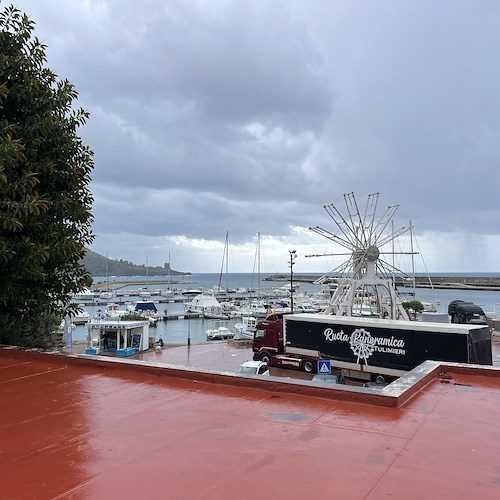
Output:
[58, 0, 334, 232]
[302, 0, 500, 235]
[13, 0, 500, 271]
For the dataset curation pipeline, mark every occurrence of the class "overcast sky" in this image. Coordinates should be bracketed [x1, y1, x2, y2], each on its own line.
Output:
[12, 0, 500, 274]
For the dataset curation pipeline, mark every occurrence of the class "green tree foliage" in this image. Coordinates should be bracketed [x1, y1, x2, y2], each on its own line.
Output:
[402, 300, 425, 313]
[119, 312, 147, 322]
[81, 249, 191, 277]
[0, 4, 94, 347]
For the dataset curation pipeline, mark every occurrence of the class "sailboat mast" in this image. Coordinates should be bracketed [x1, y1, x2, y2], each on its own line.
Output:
[410, 220, 416, 294]
[257, 232, 261, 298]
[106, 252, 109, 291]
[218, 231, 228, 293]
[225, 233, 229, 294]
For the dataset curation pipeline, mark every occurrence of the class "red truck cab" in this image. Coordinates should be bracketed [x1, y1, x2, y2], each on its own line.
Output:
[252, 312, 287, 365]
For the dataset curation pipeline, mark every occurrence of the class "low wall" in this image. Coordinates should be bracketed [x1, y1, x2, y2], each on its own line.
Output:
[2, 346, 499, 408]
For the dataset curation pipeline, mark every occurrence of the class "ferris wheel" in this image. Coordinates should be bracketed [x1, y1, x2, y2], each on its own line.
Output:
[307, 192, 416, 320]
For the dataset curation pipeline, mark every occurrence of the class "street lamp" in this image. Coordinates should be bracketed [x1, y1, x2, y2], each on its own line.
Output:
[289, 250, 297, 313]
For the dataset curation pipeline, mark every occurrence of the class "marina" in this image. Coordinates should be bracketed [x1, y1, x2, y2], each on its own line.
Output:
[66, 272, 500, 348]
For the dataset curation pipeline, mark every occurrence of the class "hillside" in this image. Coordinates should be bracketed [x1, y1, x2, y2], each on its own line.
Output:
[81, 250, 191, 277]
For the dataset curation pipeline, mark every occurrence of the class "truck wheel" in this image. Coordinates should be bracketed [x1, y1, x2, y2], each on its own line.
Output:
[302, 359, 316, 373]
[374, 374, 386, 384]
[259, 352, 272, 366]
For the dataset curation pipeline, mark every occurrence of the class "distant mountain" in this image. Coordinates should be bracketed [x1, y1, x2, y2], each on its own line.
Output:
[81, 249, 191, 277]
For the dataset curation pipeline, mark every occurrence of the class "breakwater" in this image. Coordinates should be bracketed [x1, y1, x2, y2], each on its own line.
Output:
[265, 274, 500, 291]
[92, 279, 194, 291]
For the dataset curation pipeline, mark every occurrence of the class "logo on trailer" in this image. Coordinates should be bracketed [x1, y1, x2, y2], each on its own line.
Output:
[349, 328, 375, 364]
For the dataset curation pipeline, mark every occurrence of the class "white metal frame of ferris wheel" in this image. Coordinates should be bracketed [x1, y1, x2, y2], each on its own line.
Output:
[307, 192, 417, 320]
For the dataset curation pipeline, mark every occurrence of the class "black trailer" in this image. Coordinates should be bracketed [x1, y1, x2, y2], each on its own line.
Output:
[283, 314, 492, 379]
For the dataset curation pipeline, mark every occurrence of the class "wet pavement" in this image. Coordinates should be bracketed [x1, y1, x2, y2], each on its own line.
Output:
[66, 340, 319, 381]
[135, 340, 255, 372]
[1, 344, 500, 499]
[71, 334, 500, 375]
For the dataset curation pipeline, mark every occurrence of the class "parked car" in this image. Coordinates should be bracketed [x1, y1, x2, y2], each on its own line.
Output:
[236, 360, 270, 376]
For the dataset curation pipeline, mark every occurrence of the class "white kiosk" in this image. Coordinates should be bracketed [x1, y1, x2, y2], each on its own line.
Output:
[86, 320, 150, 356]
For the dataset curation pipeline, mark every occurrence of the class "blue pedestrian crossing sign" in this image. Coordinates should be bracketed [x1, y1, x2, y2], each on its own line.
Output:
[318, 359, 331, 374]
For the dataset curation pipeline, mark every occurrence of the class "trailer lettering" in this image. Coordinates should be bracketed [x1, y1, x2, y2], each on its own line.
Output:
[323, 326, 406, 361]
[324, 328, 349, 342]
[374, 336, 405, 348]
[375, 346, 406, 355]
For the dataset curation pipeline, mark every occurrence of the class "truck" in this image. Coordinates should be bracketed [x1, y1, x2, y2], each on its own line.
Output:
[252, 312, 492, 383]
[448, 300, 488, 325]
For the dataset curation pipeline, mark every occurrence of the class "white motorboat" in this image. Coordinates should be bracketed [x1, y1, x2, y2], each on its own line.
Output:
[72, 310, 90, 325]
[94, 303, 129, 320]
[237, 301, 268, 318]
[220, 301, 242, 318]
[206, 326, 234, 341]
[273, 283, 300, 298]
[72, 288, 95, 301]
[288, 292, 321, 313]
[234, 316, 257, 340]
[129, 300, 161, 325]
[294, 304, 318, 314]
[185, 294, 229, 320]
[421, 301, 439, 312]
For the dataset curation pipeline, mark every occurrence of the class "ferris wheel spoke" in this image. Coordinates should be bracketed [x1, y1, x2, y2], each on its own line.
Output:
[362, 193, 380, 244]
[309, 225, 353, 251]
[324, 201, 360, 247]
[376, 225, 411, 248]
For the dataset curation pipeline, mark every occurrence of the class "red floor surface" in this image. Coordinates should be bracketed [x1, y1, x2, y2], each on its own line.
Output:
[1, 348, 500, 499]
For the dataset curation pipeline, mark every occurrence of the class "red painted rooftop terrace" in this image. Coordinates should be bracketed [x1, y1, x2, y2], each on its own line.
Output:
[1, 339, 500, 499]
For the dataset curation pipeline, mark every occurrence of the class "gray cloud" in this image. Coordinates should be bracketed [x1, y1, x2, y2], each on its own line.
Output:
[13, 0, 500, 272]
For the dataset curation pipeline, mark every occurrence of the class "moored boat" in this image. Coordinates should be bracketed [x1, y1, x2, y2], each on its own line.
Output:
[72, 288, 95, 301]
[129, 299, 161, 325]
[237, 301, 268, 318]
[234, 316, 257, 340]
[185, 294, 229, 320]
[206, 326, 234, 341]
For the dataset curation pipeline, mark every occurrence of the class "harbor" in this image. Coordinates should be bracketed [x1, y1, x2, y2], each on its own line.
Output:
[66, 273, 500, 348]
